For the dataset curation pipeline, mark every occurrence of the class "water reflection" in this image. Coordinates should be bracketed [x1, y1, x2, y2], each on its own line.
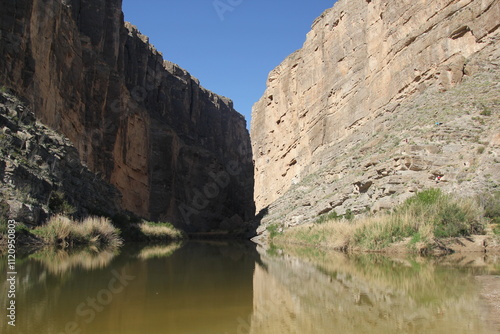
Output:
[251, 246, 499, 334]
[0, 242, 498, 334]
[0, 241, 256, 334]
[29, 247, 118, 276]
[136, 242, 184, 260]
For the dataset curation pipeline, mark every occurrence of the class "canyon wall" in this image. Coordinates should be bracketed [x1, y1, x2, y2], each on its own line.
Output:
[0, 0, 254, 232]
[251, 0, 499, 213]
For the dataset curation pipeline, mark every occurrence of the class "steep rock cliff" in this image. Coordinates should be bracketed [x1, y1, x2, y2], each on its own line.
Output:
[0, 91, 121, 225]
[0, 0, 254, 232]
[251, 0, 499, 222]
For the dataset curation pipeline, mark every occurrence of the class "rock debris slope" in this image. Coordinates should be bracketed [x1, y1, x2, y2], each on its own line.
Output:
[0, 91, 121, 225]
[251, 0, 499, 229]
[0, 0, 254, 232]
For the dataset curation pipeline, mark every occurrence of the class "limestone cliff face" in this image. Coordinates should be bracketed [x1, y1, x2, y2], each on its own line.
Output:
[0, 0, 254, 232]
[251, 0, 499, 213]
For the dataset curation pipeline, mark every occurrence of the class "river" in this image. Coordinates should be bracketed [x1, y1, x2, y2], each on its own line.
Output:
[1, 241, 498, 334]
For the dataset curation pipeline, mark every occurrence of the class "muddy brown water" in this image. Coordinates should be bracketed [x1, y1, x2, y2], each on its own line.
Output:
[1, 241, 498, 334]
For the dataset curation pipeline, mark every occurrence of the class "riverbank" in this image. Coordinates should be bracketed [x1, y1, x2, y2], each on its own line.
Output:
[261, 189, 500, 254]
[0, 214, 187, 249]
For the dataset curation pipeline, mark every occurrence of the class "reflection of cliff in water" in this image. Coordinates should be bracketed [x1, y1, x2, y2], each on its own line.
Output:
[0, 243, 183, 334]
[1, 241, 496, 334]
[0, 241, 258, 334]
[250, 247, 499, 334]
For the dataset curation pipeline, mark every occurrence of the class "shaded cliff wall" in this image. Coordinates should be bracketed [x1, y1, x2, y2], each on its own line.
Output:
[0, 0, 254, 231]
[251, 0, 499, 212]
[0, 91, 121, 225]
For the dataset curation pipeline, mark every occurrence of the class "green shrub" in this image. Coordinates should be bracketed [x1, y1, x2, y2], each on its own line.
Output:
[493, 224, 500, 235]
[316, 211, 341, 224]
[316, 209, 354, 224]
[433, 202, 470, 237]
[267, 223, 281, 239]
[481, 191, 500, 224]
[277, 188, 486, 251]
[402, 188, 442, 207]
[344, 209, 355, 221]
[48, 191, 75, 215]
[480, 104, 492, 116]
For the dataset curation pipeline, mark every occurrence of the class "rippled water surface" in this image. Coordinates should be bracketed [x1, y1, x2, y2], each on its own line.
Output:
[1, 242, 499, 334]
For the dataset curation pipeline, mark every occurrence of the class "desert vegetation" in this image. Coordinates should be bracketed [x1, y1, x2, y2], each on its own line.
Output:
[32, 215, 123, 248]
[271, 189, 500, 253]
[138, 221, 186, 241]
[0, 213, 187, 249]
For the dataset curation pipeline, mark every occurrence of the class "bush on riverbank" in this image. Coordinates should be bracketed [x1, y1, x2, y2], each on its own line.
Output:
[139, 221, 186, 241]
[275, 189, 490, 252]
[32, 215, 123, 248]
[1, 213, 188, 247]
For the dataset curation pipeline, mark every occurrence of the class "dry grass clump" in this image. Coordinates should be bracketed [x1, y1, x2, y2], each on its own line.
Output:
[275, 220, 358, 251]
[275, 189, 487, 252]
[33, 215, 122, 248]
[139, 221, 185, 241]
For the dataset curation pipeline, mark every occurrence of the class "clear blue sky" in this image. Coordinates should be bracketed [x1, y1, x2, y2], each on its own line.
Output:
[122, 1, 335, 126]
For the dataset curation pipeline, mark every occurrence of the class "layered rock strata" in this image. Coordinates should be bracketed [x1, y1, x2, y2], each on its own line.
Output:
[251, 0, 499, 212]
[251, 0, 499, 230]
[0, 0, 254, 231]
[0, 91, 121, 225]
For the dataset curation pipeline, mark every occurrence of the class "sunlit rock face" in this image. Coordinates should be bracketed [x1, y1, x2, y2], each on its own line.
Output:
[0, 0, 255, 231]
[251, 0, 499, 213]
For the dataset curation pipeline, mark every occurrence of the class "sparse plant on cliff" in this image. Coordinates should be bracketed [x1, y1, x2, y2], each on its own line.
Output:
[315, 210, 354, 224]
[10, 185, 38, 205]
[48, 191, 76, 216]
[479, 104, 492, 116]
[315, 211, 341, 224]
[0, 133, 8, 147]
